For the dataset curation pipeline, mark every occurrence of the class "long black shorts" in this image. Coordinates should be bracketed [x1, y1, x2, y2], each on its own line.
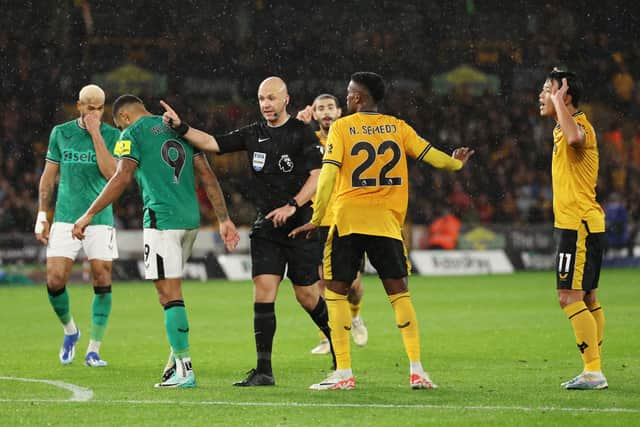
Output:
[251, 235, 321, 286]
[323, 226, 409, 283]
[555, 223, 604, 291]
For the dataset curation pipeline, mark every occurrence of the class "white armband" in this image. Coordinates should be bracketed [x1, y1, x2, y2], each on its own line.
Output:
[34, 211, 48, 234]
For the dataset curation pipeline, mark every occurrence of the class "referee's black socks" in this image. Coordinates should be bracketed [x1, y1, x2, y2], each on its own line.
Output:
[254, 302, 276, 375]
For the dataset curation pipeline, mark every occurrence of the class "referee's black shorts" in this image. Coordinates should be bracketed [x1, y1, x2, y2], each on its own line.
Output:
[251, 234, 321, 286]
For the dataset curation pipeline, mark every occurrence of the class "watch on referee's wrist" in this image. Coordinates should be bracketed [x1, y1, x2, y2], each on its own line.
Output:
[287, 198, 299, 209]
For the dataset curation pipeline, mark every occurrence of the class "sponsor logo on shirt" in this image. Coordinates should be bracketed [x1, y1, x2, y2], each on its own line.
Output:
[253, 152, 266, 171]
[62, 149, 97, 164]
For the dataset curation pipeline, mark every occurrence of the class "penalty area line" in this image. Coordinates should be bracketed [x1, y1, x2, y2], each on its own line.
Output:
[1, 396, 638, 414]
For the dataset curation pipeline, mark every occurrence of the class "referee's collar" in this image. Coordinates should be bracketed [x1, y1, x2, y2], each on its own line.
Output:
[265, 115, 292, 128]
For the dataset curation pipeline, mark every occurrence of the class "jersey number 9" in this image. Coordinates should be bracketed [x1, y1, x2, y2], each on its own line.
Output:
[161, 139, 186, 184]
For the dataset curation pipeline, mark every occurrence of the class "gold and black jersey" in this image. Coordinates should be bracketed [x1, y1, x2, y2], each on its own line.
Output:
[322, 112, 434, 240]
[551, 111, 605, 232]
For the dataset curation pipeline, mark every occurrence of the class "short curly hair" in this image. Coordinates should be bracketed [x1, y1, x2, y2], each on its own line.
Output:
[351, 72, 386, 103]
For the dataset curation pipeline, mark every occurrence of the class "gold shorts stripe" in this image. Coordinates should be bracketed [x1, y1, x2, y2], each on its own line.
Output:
[571, 223, 588, 290]
[323, 225, 336, 280]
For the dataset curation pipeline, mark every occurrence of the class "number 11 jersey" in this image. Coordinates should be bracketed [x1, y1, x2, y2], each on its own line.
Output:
[114, 116, 202, 230]
[323, 112, 433, 240]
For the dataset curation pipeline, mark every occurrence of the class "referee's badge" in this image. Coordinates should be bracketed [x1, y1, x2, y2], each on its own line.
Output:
[253, 152, 266, 171]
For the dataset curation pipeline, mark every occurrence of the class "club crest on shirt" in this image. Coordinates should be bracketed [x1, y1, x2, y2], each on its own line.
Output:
[278, 154, 294, 172]
[253, 152, 266, 171]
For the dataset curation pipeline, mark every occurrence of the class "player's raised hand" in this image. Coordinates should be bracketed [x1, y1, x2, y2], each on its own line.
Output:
[550, 77, 569, 106]
[219, 218, 240, 252]
[34, 212, 50, 245]
[160, 100, 181, 128]
[83, 111, 101, 136]
[72, 213, 93, 240]
[296, 105, 314, 124]
[288, 222, 317, 239]
[452, 147, 475, 166]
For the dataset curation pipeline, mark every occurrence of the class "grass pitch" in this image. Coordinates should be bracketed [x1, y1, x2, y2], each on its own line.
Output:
[1, 269, 639, 426]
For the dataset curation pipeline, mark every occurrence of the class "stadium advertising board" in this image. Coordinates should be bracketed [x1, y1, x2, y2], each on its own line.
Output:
[410, 250, 514, 275]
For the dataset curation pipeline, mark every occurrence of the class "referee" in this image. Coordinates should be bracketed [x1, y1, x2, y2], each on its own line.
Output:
[160, 76, 334, 386]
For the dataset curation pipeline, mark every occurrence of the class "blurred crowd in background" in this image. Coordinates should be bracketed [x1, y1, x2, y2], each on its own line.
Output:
[1, 1, 639, 250]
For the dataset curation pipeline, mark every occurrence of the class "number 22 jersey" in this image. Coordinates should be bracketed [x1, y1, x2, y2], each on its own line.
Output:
[323, 112, 435, 240]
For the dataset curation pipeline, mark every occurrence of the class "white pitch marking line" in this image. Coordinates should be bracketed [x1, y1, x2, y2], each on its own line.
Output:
[1, 395, 638, 414]
[0, 376, 93, 402]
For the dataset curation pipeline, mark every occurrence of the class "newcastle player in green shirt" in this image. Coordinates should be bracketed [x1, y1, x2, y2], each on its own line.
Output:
[36, 84, 120, 368]
[72, 95, 240, 388]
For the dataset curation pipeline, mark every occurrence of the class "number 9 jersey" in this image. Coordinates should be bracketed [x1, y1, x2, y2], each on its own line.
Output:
[114, 116, 202, 230]
[323, 112, 442, 240]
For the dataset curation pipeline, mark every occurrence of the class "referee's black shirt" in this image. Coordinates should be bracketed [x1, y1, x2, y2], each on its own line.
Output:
[216, 117, 323, 239]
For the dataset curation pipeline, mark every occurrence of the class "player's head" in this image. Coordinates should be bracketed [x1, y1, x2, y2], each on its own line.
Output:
[112, 94, 145, 130]
[258, 76, 290, 125]
[539, 68, 583, 117]
[312, 94, 341, 132]
[347, 72, 385, 113]
[77, 84, 106, 121]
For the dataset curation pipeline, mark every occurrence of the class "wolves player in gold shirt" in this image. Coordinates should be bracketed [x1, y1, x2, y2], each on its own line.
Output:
[298, 94, 368, 355]
[539, 68, 608, 390]
[291, 72, 473, 390]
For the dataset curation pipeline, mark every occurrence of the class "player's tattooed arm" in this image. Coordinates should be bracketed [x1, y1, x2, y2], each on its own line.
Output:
[193, 154, 240, 251]
[194, 154, 229, 222]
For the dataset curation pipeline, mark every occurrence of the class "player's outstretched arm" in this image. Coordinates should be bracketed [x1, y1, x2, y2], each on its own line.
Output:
[419, 144, 474, 170]
[193, 154, 240, 251]
[84, 111, 117, 179]
[35, 161, 59, 245]
[451, 147, 475, 166]
[160, 100, 221, 153]
[550, 78, 585, 147]
[72, 159, 136, 240]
